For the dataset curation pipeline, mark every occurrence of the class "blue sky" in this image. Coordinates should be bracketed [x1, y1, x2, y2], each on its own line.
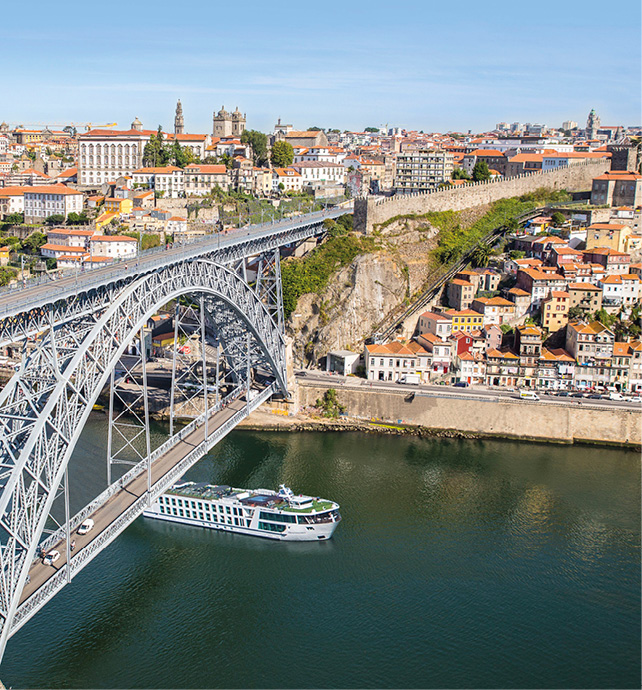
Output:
[3, 0, 640, 134]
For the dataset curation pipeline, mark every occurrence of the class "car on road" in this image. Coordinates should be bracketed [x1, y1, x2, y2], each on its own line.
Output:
[571, 392, 587, 398]
[609, 392, 625, 401]
[453, 381, 469, 388]
[518, 390, 540, 401]
[43, 550, 60, 566]
[556, 391, 571, 397]
[77, 518, 94, 536]
[587, 393, 603, 400]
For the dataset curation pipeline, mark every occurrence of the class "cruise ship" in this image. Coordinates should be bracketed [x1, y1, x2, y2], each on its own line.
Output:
[143, 482, 341, 541]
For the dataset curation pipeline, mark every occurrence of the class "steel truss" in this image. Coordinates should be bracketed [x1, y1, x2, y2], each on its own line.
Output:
[0, 255, 288, 660]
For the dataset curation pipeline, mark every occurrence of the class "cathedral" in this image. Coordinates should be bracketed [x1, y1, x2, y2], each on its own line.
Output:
[212, 106, 246, 138]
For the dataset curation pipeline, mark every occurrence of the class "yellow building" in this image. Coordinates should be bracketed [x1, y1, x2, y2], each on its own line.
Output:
[103, 197, 133, 214]
[446, 309, 484, 333]
[0, 246, 10, 267]
[585, 223, 631, 253]
[541, 291, 570, 333]
[95, 211, 119, 231]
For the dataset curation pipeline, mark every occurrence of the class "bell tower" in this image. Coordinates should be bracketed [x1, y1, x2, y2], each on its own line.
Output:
[174, 99, 185, 135]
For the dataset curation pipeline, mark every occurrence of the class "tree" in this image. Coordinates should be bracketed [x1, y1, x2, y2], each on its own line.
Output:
[315, 388, 346, 418]
[567, 306, 586, 321]
[551, 211, 566, 227]
[472, 161, 491, 181]
[4, 212, 24, 225]
[44, 214, 65, 226]
[219, 153, 233, 170]
[509, 250, 525, 260]
[21, 232, 47, 253]
[170, 140, 193, 168]
[307, 126, 323, 131]
[241, 129, 268, 166]
[471, 243, 490, 268]
[0, 267, 17, 287]
[364, 127, 379, 133]
[45, 258, 57, 271]
[506, 217, 520, 231]
[271, 141, 294, 168]
[452, 168, 471, 180]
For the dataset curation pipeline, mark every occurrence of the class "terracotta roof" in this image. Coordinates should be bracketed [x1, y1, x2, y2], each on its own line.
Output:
[185, 164, 227, 174]
[568, 282, 600, 291]
[613, 342, 632, 357]
[593, 171, 642, 181]
[133, 166, 182, 174]
[24, 184, 81, 195]
[486, 348, 519, 359]
[90, 235, 137, 242]
[587, 223, 629, 230]
[540, 348, 574, 362]
[41, 244, 86, 253]
[419, 311, 450, 321]
[365, 341, 429, 356]
[507, 287, 530, 296]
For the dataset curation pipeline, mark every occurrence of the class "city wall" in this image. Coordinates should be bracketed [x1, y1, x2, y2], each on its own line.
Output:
[296, 383, 641, 448]
[354, 159, 611, 234]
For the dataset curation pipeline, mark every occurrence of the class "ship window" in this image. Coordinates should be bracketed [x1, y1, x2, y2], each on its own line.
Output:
[199, 513, 204, 520]
[260, 511, 296, 523]
[159, 505, 164, 513]
[179, 509, 184, 517]
[171, 498, 176, 505]
[258, 522, 286, 532]
[226, 506, 231, 514]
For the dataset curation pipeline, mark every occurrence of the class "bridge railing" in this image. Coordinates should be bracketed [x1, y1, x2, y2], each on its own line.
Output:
[0, 204, 352, 305]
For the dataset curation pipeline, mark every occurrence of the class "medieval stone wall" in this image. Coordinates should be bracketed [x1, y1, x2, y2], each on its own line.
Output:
[354, 159, 611, 233]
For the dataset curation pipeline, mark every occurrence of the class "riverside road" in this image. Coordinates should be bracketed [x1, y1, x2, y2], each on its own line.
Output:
[295, 370, 642, 411]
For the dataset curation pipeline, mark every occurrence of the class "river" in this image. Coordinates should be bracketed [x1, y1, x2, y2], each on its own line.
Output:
[3, 417, 640, 689]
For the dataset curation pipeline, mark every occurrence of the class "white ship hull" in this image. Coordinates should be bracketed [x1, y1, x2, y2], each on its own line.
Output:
[142, 483, 341, 542]
[142, 507, 339, 541]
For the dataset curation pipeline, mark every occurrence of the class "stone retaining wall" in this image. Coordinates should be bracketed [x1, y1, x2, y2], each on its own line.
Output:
[354, 159, 610, 234]
[296, 383, 641, 448]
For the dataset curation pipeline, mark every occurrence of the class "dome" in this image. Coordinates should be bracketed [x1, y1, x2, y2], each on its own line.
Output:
[131, 117, 143, 131]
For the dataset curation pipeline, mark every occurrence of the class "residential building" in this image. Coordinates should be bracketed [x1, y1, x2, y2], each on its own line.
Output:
[541, 291, 570, 332]
[585, 223, 632, 252]
[0, 187, 27, 217]
[537, 348, 575, 390]
[393, 149, 454, 193]
[482, 324, 503, 353]
[166, 216, 187, 235]
[23, 184, 83, 223]
[485, 349, 521, 387]
[364, 340, 432, 383]
[598, 274, 641, 309]
[446, 309, 484, 333]
[447, 279, 475, 310]
[583, 248, 631, 275]
[627, 342, 642, 392]
[471, 296, 516, 325]
[184, 163, 229, 195]
[514, 325, 543, 387]
[131, 167, 184, 199]
[505, 153, 543, 176]
[566, 321, 614, 366]
[40, 244, 88, 260]
[567, 283, 602, 313]
[291, 161, 346, 188]
[103, 197, 133, 215]
[415, 333, 451, 378]
[272, 168, 303, 193]
[90, 235, 138, 259]
[590, 170, 642, 207]
[506, 287, 531, 315]
[454, 351, 486, 385]
[417, 311, 452, 340]
[515, 268, 566, 307]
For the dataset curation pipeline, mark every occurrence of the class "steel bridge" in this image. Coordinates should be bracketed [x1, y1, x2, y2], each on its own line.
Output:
[0, 204, 351, 663]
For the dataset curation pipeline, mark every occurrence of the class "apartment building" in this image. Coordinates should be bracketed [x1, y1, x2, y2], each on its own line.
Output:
[393, 149, 454, 193]
[23, 184, 83, 223]
[364, 341, 432, 382]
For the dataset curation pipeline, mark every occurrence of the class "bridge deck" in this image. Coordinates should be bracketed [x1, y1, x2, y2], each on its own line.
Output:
[19, 395, 248, 607]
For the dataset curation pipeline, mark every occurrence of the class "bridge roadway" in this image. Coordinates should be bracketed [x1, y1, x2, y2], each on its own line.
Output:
[0, 204, 352, 322]
[16, 389, 257, 621]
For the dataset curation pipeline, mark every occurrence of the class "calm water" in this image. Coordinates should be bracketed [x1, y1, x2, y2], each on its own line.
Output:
[3, 418, 640, 689]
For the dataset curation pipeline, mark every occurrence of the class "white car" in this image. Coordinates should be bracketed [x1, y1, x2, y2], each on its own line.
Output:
[518, 390, 540, 401]
[43, 550, 60, 566]
[77, 518, 94, 536]
[609, 392, 625, 401]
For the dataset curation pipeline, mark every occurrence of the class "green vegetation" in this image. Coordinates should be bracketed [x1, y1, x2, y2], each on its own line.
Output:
[551, 211, 566, 227]
[67, 211, 90, 225]
[281, 217, 377, 318]
[314, 388, 346, 418]
[452, 168, 471, 180]
[45, 214, 65, 225]
[240, 129, 268, 166]
[142, 126, 196, 168]
[271, 140, 294, 168]
[3, 213, 24, 225]
[21, 232, 47, 253]
[0, 267, 17, 286]
[432, 188, 572, 264]
[122, 232, 161, 250]
[472, 161, 491, 181]
[364, 127, 379, 133]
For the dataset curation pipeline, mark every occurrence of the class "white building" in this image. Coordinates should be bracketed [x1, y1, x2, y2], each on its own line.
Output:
[90, 235, 138, 259]
[0, 187, 26, 217]
[40, 244, 88, 260]
[183, 163, 229, 195]
[46, 228, 95, 249]
[166, 216, 188, 235]
[598, 274, 640, 307]
[131, 167, 185, 199]
[23, 184, 83, 223]
[272, 168, 303, 193]
[291, 161, 346, 187]
[364, 341, 432, 383]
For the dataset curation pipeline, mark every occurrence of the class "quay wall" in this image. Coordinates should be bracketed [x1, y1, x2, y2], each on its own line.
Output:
[296, 383, 641, 448]
[354, 159, 610, 234]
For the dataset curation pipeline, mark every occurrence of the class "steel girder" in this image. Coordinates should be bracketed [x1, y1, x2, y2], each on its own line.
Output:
[0, 257, 287, 657]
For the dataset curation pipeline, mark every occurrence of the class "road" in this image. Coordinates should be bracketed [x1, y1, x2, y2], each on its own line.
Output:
[19, 395, 248, 607]
[295, 370, 642, 411]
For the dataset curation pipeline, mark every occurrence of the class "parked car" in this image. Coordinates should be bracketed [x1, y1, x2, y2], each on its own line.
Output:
[587, 393, 602, 400]
[77, 518, 94, 536]
[43, 550, 60, 566]
[453, 381, 469, 388]
[556, 391, 571, 397]
[609, 392, 625, 401]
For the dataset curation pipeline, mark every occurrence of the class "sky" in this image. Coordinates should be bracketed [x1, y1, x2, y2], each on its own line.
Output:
[2, 0, 640, 135]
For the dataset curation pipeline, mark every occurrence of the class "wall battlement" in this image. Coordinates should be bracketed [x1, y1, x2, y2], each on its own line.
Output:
[354, 159, 610, 233]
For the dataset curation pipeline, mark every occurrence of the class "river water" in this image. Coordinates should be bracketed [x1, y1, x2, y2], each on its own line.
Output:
[3, 418, 640, 689]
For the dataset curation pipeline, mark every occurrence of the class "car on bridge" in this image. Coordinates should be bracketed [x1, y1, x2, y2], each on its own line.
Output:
[77, 518, 94, 536]
[43, 550, 60, 566]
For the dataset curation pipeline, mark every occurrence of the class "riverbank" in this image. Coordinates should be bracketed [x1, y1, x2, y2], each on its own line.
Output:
[240, 384, 642, 450]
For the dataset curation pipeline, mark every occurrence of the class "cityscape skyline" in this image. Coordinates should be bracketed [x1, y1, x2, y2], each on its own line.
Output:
[3, 0, 640, 134]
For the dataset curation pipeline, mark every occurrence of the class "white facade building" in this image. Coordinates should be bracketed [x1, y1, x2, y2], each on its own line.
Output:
[23, 184, 83, 223]
[131, 167, 185, 199]
[272, 168, 303, 192]
[90, 235, 138, 259]
[292, 161, 346, 187]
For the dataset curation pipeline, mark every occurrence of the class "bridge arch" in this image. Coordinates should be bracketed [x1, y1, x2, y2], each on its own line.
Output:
[0, 258, 286, 651]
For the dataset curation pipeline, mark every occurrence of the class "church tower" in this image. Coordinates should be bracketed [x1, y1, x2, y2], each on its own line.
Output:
[586, 109, 600, 140]
[174, 99, 185, 135]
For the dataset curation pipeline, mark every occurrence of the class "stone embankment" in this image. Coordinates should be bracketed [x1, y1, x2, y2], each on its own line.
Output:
[244, 382, 641, 450]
